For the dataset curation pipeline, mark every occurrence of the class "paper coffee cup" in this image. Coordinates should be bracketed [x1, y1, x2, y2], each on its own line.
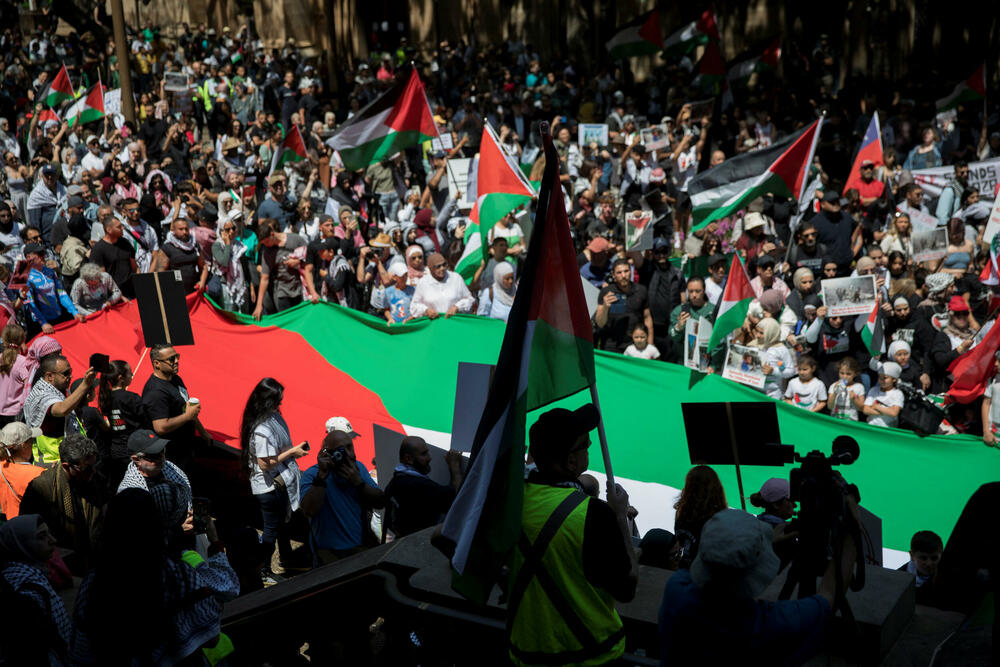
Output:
[188, 397, 200, 406]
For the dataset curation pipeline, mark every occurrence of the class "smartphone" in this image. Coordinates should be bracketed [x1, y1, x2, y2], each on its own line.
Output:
[301, 441, 311, 452]
[89, 353, 111, 374]
[192, 496, 211, 533]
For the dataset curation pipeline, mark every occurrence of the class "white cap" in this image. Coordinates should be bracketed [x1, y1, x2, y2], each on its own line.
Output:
[324, 416, 360, 437]
[85, 135, 99, 145]
[389, 263, 408, 278]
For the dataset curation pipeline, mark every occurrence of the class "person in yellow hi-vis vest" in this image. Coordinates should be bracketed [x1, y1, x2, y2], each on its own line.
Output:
[22, 355, 95, 465]
[508, 404, 638, 667]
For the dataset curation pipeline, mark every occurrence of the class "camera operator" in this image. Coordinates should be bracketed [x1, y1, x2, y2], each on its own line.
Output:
[658, 507, 858, 665]
[299, 421, 384, 566]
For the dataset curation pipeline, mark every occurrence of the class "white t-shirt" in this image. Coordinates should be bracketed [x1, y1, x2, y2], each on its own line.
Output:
[784, 376, 827, 410]
[760, 345, 795, 400]
[983, 380, 1000, 432]
[248, 413, 301, 510]
[705, 277, 723, 305]
[864, 386, 905, 428]
[624, 343, 661, 360]
[827, 380, 865, 421]
[81, 151, 106, 173]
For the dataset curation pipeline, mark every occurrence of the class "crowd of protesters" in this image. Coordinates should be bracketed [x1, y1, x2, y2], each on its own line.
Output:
[0, 9, 997, 664]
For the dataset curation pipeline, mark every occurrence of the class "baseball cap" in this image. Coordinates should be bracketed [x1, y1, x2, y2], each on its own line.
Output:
[708, 253, 727, 267]
[41, 164, 57, 176]
[756, 254, 776, 268]
[128, 428, 169, 455]
[528, 404, 600, 466]
[320, 237, 341, 252]
[325, 416, 360, 438]
[66, 195, 85, 209]
[947, 295, 969, 312]
[880, 362, 902, 379]
[822, 190, 841, 203]
[652, 237, 670, 252]
[758, 478, 790, 504]
[587, 237, 610, 253]
[0, 422, 41, 447]
[389, 263, 408, 277]
[860, 159, 875, 168]
[690, 509, 780, 598]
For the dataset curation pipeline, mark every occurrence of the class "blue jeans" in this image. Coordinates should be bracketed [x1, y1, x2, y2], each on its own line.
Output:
[256, 489, 292, 567]
[378, 191, 401, 223]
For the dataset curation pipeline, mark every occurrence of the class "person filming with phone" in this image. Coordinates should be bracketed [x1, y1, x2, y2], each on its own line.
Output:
[300, 418, 384, 566]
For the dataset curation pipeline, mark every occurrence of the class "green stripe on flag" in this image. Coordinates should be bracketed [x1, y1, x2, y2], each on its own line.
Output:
[339, 129, 433, 172]
[692, 171, 792, 231]
[525, 319, 597, 411]
[477, 192, 533, 229]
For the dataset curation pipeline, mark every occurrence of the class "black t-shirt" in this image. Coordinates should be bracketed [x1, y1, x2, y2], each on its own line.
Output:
[139, 119, 168, 160]
[305, 239, 328, 289]
[108, 389, 148, 460]
[384, 473, 455, 537]
[597, 282, 649, 352]
[90, 237, 136, 297]
[249, 124, 269, 145]
[142, 374, 196, 464]
[162, 243, 201, 292]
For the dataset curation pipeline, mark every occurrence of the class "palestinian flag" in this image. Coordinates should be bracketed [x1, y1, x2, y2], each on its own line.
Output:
[625, 210, 654, 251]
[726, 36, 782, 86]
[64, 81, 105, 127]
[858, 297, 885, 357]
[326, 66, 436, 171]
[455, 124, 536, 282]
[707, 253, 754, 351]
[269, 124, 307, 175]
[36, 107, 61, 124]
[44, 294, 998, 577]
[440, 127, 597, 604]
[979, 233, 1000, 286]
[947, 315, 1000, 404]
[694, 40, 727, 93]
[42, 64, 74, 108]
[843, 114, 883, 195]
[663, 8, 720, 57]
[606, 9, 663, 60]
[688, 118, 822, 231]
[936, 65, 986, 112]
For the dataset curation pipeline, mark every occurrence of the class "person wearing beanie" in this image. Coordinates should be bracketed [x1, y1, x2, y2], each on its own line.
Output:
[854, 361, 904, 428]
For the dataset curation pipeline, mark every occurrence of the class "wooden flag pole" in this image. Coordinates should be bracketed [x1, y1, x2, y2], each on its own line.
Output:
[589, 384, 616, 491]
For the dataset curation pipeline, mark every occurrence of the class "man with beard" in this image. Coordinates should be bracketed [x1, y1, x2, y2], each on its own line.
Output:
[639, 238, 683, 354]
[935, 160, 970, 226]
[669, 277, 714, 363]
[383, 436, 463, 538]
[810, 191, 861, 275]
[596, 258, 653, 353]
[786, 221, 828, 273]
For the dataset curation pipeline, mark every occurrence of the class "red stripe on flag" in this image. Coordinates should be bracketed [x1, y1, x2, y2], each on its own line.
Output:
[386, 68, 437, 137]
[947, 319, 1000, 404]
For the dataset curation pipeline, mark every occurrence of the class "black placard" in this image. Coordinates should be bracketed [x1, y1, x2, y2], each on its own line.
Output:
[132, 272, 194, 347]
[681, 402, 793, 466]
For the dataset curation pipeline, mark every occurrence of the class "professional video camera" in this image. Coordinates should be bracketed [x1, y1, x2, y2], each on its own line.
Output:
[780, 436, 866, 613]
[896, 379, 947, 434]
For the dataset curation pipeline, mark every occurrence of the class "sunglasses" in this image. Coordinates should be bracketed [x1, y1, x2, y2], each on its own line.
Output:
[155, 354, 180, 364]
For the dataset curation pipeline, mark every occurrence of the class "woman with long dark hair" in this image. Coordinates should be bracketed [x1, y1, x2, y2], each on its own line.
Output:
[0, 323, 28, 426]
[98, 360, 148, 491]
[673, 465, 728, 566]
[239, 378, 308, 583]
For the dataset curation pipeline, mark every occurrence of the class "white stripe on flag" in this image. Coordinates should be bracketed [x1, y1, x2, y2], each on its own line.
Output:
[327, 107, 394, 151]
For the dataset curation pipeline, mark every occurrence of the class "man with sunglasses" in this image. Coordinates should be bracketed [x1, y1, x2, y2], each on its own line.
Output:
[786, 222, 828, 273]
[23, 355, 97, 465]
[117, 429, 192, 514]
[142, 344, 209, 472]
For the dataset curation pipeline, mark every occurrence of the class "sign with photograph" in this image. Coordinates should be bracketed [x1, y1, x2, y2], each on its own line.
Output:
[821, 275, 878, 317]
[578, 123, 609, 147]
[163, 72, 190, 92]
[639, 124, 669, 151]
[684, 316, 714, 372]
[911, 227, 948, 263]
[722, 343, 766, 389]
[103, 88, 122, 116]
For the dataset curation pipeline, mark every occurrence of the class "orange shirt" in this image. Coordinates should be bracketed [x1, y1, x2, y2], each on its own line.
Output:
[0, 461, 44, 519]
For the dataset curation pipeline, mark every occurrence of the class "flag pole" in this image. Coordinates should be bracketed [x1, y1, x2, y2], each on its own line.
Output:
[417, 61, 462, 196]
[588, 384, 616, 491]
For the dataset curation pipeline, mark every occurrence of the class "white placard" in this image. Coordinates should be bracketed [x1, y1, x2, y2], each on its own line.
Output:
[821, 275, 877, 318]
[684, 316, 713, 372]
[578, 123, 609, 147]
[722, 342, 766, 389]
[911, 156, 1000, 200]
[103, 88, 122, 116]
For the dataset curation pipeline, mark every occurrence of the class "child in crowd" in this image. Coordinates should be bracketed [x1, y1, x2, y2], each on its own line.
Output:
[624, 324, 660, 360]
[980, 351, 1000, 447]
[854, 361, 905, 427]
[784, 355, 827, 412]
[752, 318, 795, 400]
[898, 530, 943, 605]
[827, 357, 866, 420]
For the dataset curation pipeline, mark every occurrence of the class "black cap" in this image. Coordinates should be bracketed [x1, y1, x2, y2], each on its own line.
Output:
[708, 253, 727, 267]
[23, 242, 44, 257]
[757, 254, 776, 268]
[822, 190, 841, 204]
[320, 237, 341, 252]
[128, 428, 169, 455]
[529, 404, 600, 466]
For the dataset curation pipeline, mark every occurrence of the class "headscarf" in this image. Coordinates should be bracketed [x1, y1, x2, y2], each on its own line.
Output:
[24, 336, 61, 381]
[792, 268, 814, 292]
[855, 256, 876, 273]
[887, 340, 910, 360]
[752, 317, 782, 349]
[139, 193, 164, 229]
[926, 272, 955, 295]
[758, 290, 784, 317]
[413, 208, 441, 253]
[405, 244, 425, 283]
[0, 513, 44, 565]
[493, 262, 516, 307]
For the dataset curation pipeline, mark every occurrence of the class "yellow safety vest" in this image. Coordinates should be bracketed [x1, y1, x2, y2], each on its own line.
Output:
[508, 483, 625, 666]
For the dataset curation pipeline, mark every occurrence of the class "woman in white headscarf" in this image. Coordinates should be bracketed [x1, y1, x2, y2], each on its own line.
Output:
[211, 211, 250, 312]
[477, 262, 516, 322]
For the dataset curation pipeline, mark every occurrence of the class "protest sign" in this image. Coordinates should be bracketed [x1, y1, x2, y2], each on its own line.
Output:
[163, 72, 190, 92]
[446, 157, 475, 208]
[821, 275, 877, 317]
[899, 205, 938, 231]
[688, 97, 715, 120]
[639, 124, 669, 151]
[912, 227, 948, 263]
[373, 424, 459, 492]
[912, 157, 1000, 200]
[578, 123, 609, 147]
[431, 133, 454, 152]
[684, 316, 713, 372]
[982, 184, 1000, 244]
[722, 343, 765, 389]
[625, 209, 653, 251]
[103, 88, 122, 116]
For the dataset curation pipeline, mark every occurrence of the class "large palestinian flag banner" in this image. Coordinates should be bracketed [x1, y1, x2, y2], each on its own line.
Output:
[326, 66, 436, 171]
[48, 294, 997, 567]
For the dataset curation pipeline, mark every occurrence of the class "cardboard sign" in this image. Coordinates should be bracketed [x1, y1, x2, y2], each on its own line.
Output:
[899, 205, 938, 231]
[132, 272, 194, 347]
[722, 343, 766, 389]
[911, 227, 948, 263]
[639, 124, 669, 152]
[821, 275, 877, 318]
[431, 134, 454, 152]
[103, 88, 122, 116]
[578, 123, 609, 147]
[625, 210, 653, 251]
[163, 72, 190, 92]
